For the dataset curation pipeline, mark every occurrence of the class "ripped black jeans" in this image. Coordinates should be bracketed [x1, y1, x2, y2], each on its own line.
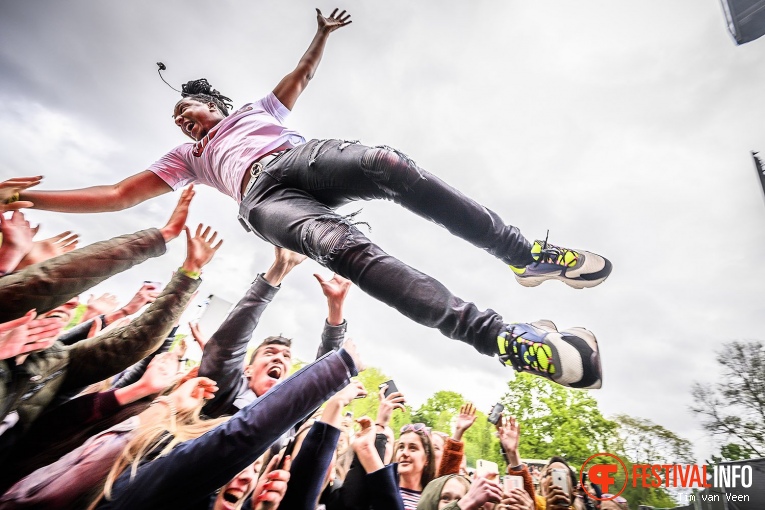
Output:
[239, 139, 534, 355]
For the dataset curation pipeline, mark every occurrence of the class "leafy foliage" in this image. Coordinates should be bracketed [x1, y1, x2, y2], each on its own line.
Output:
[500, 373, 618, 466]
[690, 340, 765, 459]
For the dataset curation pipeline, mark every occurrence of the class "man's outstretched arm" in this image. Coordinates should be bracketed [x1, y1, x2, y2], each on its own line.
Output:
[21, 170, 171, 213]
[272, 8, 352, 110]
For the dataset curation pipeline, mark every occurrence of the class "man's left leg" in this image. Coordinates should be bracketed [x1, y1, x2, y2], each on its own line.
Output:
[275, 140, 612, 289]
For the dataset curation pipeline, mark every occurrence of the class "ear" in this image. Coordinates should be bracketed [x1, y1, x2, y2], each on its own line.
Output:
[208, 102, 217, 112]
[244, 365, 253, 377]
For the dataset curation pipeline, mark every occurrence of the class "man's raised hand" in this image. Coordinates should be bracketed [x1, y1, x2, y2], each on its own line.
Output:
[316, 7, 352, 33]
[160, 185, 195, 242]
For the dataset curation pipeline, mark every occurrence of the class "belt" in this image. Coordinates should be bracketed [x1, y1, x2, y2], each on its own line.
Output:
[242, 152, 282, 198]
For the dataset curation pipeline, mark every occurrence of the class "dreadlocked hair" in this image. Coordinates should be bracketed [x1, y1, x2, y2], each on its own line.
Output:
[181, 78, 233, 117]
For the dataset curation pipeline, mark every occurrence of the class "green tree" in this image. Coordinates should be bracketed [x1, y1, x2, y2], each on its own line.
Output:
[690, 340, 765, 460]
[411, 390, 464, 432]
[343, 367, 413, 428]
[613, 414, 694, 465]
[411, 391, 503, 468]
[613, 414, 693, 510]
[500, 373, 618, 466]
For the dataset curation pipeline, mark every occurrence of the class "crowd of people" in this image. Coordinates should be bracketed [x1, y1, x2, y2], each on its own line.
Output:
[1, 5, 620, 510]
[0, 178, 627, 510]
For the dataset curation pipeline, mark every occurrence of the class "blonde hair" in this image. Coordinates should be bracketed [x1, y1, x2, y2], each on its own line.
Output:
[88, 396, 228, 508]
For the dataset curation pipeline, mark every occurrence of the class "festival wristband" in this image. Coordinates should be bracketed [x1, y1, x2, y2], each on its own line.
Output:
[178, 267, 201, 279]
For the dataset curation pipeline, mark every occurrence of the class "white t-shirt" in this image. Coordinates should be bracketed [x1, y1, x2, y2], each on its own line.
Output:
[148, 93, 306, 202]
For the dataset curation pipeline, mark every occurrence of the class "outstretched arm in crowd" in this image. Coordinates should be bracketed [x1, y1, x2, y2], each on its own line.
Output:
[94, 346, 361, 510]
[19, 170, 171, 214]
[61, 221, 221, 394]
[497, 416, 537, 508]
[0, 352, 182, 493]
[199, 246, 305, 418]
[314, 272, 351, 358]
[279, 378, 367, 509]
[352, 416, 406, 510]
[438, 402, 477, 476]
[272, 8, 352, 110]
[0, 186, 194, 323]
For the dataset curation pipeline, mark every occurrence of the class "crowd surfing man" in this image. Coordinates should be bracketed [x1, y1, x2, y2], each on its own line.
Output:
[16, 7, 610, 389]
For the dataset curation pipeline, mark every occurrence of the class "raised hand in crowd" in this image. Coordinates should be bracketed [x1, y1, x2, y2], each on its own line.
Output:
[0, 310, 64, 361]
[353, 415, 386, 474]
[0, 175, 40, 212]
[252, 452, 292, 510]
[113, 351, 183, 405]
[342, 337, 365, 373]
[376, 381, 406, 429]
[453, 402, 477, 441]
[0, 211, 36, 274]
[160, 184, 195, 242]
[170, 375, 219, 412]
[82, 293, 120, 322]
[182, 223, 223, 274]
[189, 321, 208, 351]
[263, 245, 307, 286]
[496, 415, 522, 466]
[90, 281, 162, 325]
[322, 379, 367, 426]
[498, 487, 535, 510]
[15, 230, 79, 270]
[314, 272, 351, 326]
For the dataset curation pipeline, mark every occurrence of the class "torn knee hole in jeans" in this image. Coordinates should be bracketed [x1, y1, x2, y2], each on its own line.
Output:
[303, 212, 371, 265]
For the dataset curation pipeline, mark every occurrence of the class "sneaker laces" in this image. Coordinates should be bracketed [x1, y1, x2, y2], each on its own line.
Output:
[500, 327, 556, 376]
[534, 230, 580, 268]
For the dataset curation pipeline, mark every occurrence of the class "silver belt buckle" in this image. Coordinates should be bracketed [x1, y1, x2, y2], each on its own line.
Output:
[243, 161, 264, 197]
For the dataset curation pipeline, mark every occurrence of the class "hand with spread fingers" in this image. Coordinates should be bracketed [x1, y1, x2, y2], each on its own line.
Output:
[181, 223, 224, 274]
[316, 7, 352, 33]
[0, 310, 65, 360]
[16, 230, 79, 269]
[453, 402, 477, 441]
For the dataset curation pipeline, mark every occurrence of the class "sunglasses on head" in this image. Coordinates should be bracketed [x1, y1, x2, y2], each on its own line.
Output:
[400, 423, 431, 436]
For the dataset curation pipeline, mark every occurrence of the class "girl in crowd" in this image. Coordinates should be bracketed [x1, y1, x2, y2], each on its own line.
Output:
[397, 424, 437, 509]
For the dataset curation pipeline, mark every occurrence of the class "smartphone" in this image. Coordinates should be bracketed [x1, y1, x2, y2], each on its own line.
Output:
[504, 475, 524, 491]
[143, 280, 162, 288]
[551, 468, 570, 494]
[487, 402, 504, 425]
[379, 379, 399, 398]
[276, 438, 296, 470]
[475, 459, 499, 481]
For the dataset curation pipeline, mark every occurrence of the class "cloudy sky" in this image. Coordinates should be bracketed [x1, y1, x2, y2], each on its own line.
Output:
[2, 0, 764, 462]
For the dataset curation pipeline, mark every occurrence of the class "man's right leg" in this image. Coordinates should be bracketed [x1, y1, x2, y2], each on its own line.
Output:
[239, 180, 603, 389]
